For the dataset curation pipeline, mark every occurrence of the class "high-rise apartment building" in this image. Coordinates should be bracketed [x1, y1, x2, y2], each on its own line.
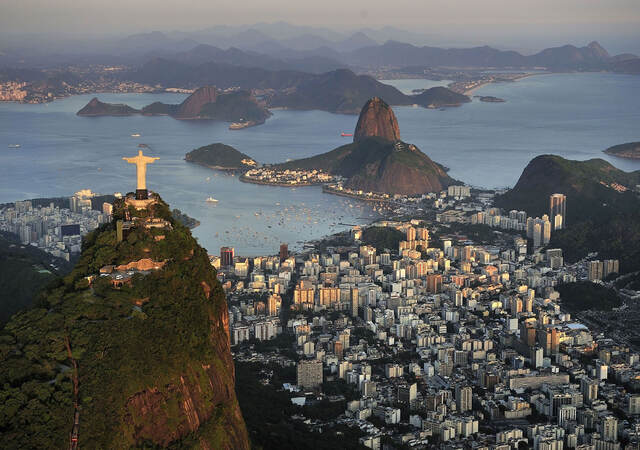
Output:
[279, 243, 288, 262]
[549, 193, 567, 231]
[297, 359, 323, 390]
[220, 246, 234, 267]
[455, 385, 473, 413]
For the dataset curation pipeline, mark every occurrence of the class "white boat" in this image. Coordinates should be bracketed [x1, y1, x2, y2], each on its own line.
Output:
[131, 133, 141, 137]
[206, 197, 219, 203]
[8, 144, 21, 148]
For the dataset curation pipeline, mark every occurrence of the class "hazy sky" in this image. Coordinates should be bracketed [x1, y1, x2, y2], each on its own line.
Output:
[3, 0, 639, 32]
[2, 0, 640, 53]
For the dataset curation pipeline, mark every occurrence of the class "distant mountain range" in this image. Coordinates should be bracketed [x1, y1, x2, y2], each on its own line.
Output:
[2, 22, 638, 75]
[347, 40, 632, 71]
[128, 39, 637, 74]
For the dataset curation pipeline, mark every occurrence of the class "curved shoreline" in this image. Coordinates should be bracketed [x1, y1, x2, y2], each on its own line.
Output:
[238, 175, 323, 187]
[184, 159, 249, 173]
[322, 185, 391, 203]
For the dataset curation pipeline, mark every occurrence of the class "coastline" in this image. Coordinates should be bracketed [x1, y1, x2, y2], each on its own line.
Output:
[460, 72, 541, 95]
[184, 159, 249, 173]
[322, 185, 392, 203]
[603, 151, 640, 160]
[238, 174, 323, 187]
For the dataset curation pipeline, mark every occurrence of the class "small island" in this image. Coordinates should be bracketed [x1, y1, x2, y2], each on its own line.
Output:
[77, 98, 140, 116]
[476, 95, 506, 103]
[603, 141, 640, 159]
[412, 87, 471, 108]
[185, 143, 258, 171]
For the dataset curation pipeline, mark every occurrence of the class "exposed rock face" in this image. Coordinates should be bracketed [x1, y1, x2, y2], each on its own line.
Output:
[175, 86, 218, 118]
[123, 305, 248, 449]
[353, 97, 401, 142]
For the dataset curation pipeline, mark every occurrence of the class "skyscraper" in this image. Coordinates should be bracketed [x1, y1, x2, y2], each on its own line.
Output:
[220, 246, 234, 267]
[549, 193, 567, 231]
[279, 243, 288, 262]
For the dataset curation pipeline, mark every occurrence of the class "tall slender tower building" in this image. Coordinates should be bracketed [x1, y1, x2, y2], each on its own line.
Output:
[279, 243, 288, 262]
[220, 246, 235, 267]
[549, 194, 567, 231]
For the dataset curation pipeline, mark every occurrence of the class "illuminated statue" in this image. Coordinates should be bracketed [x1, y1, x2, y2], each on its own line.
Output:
[123, 150, 159, 199]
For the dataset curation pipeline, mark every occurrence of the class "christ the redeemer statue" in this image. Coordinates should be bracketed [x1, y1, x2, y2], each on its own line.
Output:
[123, 150, 159, 200]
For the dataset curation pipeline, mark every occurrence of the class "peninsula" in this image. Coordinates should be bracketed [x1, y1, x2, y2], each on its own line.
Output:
[603, 141, 640, 159]
[271, 97, 457, 195]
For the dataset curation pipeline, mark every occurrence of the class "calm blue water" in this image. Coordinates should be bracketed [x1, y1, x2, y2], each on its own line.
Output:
[382, 73, 640, 187]
[1, 73, 639, 254]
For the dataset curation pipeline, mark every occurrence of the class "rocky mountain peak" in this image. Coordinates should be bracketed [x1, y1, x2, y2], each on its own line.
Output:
[587, 41, 610, 59]
[353, 97, 401, 143]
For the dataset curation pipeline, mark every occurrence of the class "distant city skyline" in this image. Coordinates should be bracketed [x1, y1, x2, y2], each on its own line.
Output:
[2, 0, 640, 54]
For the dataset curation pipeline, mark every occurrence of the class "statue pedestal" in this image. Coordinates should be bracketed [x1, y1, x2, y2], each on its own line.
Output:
[125, 195, 157, 211]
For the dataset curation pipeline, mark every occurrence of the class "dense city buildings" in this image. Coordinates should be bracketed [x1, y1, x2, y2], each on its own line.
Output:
[241, 167, 341, 186]
[226, 186, 637, 449]
[0, 190, 112, 260]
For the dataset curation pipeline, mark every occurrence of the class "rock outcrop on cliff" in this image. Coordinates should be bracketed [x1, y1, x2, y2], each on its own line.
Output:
[0, 194, 249, 449]
[353, 97, 401, 143]
[276, 98, 456, 195]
